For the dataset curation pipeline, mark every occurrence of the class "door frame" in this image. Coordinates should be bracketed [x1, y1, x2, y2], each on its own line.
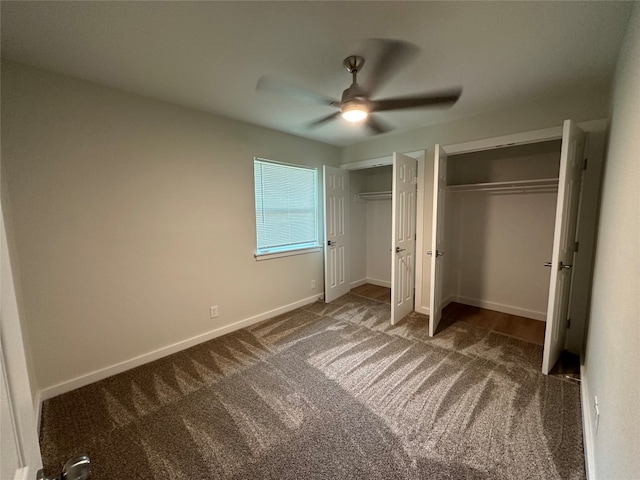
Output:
[1, 201, 43, 479]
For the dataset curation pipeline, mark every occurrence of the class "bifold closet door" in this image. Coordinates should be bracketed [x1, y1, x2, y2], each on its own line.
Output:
[323, 166, 350, 303]
[391, 153, 417, 325]
[542, 120, 586, 374]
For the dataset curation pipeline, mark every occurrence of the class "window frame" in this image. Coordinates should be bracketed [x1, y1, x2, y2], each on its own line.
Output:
[253, 157, 322, 261]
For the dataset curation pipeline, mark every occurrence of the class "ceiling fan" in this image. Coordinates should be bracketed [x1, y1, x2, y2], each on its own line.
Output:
[256, 39, 462, 135]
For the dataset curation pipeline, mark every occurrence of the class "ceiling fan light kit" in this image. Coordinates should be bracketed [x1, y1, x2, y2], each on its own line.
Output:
[256, 39, 462, 135]
[341, 102, 369, 122]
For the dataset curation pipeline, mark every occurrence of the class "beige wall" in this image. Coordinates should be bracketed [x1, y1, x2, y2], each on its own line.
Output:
[349, 172, 367, 284]
[583, 5, 640, 479]
[445, 191, 557, 319]
[365, 200, 392, 286]
[1, 61, 340, 393]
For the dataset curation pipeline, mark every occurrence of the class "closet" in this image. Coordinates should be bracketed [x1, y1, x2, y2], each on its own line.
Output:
[429, 120, 587, 374]
[324, 151, 424, 324]
[443, 140, 562, 323]
[349, 166, 393, 289]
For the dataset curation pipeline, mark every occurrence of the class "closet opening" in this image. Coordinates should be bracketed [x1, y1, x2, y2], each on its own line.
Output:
[349, 165, 393, 293]
[324, 151, 424, 325]
[444, 140, 562, 328]
[430, 120, 588, 374]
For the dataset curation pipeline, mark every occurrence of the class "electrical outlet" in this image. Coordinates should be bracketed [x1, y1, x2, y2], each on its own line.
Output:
[210, 306, 219, 319]
[311, 280, 316, 289]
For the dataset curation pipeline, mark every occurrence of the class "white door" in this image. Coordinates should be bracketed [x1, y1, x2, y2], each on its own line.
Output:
[542, 120, 586, 374]
[429, 145, 447, 336]
[1, 204, 43, 479]
[391, 153, 417, 325]
[323, 166, 350, 303]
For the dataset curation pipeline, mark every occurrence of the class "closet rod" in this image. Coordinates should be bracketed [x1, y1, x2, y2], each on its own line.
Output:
[448, 178, 558, 193]
[450, 186, 559, 194]
[358, 191, 392, 200]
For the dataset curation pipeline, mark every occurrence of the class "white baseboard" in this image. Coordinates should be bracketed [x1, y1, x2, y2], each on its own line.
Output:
[350, 277, 392, 289]
[452, 296, 546, 321]
[415, 305, 430, 316]
[580, 363, 596, 480]
[36, 294, 320, 402]
[367, 278, 391, 288]
[13, 467, 32, 480]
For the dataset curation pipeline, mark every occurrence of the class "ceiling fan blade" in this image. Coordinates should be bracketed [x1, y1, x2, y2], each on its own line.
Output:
[257, 76, 339, 107]
[305, 111, 341, 129]
[360, 38, 419, 96]
[365, 114, 393, 135]
[370, 87, 462, 112]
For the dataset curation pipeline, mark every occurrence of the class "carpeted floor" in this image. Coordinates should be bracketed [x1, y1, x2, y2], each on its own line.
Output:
[39, 292, 585, 479]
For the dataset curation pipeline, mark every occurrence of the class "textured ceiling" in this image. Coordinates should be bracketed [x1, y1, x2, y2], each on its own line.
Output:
[0, 1, 633, 146]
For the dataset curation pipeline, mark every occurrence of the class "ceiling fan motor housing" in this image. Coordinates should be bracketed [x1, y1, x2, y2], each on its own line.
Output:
[341, 83, 367, 104]
[343, 55, 365, 74]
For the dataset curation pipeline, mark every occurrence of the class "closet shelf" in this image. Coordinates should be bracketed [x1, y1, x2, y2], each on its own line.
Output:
[358, 191, 392, 200]
[447, 178, 559, 193]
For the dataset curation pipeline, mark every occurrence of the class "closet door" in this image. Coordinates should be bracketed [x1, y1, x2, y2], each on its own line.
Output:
[391, 153, 417, 325]
[542, 120, 586, 374]
[429, 145, 447, 336]
[0, 207, 43, 479]
[323, 166, 350, 303]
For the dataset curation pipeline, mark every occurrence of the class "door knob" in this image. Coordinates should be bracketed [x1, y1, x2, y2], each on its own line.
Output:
[327, 240, 336, 246]
[427, 250, 444, 257]
[395, 246, 405, 253]
[544, 261, 572, 270]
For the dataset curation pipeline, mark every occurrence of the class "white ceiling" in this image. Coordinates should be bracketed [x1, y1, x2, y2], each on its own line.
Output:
[0, 1, 633, 146]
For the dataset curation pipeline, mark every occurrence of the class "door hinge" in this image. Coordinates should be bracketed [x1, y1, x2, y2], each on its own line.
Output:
[566, 318, 572, 329]
[414, 233, 417, 241]
[583, 158, 588, 170]
[574, 241, 579, 252]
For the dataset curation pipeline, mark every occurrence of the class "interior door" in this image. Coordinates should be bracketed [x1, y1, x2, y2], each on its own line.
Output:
[391, 153, 417, 325]
[542, 120, 586, 374]
[1, 204, 43, 479]
[323, 166, 350, 303]
[429, 145, 447, 336]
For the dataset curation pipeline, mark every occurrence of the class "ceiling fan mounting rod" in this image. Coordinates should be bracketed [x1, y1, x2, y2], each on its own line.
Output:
[343, 55, 365, 83]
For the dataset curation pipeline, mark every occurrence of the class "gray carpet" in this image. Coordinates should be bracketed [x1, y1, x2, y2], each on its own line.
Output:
[39, 293, 585, 479]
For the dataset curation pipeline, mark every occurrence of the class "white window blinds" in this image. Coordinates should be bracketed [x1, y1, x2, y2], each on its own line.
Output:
[254, 158, 319, 255]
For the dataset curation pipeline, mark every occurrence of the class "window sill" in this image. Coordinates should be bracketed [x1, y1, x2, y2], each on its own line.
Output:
[254, 246, 322, 261]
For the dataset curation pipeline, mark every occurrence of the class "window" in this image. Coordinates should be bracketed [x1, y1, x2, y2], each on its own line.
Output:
[254, 158, 320, 258]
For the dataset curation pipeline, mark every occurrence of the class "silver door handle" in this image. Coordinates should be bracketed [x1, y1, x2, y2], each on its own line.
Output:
[327, 240, 336, 246]
[544, 261, 572, 270]
[427, 250, 444, 257]
[395, 247, 405, 253]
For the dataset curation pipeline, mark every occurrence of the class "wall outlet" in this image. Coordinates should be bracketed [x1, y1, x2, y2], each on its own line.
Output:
[311, 280, 316, 289]
[210, 306, 219, 319]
